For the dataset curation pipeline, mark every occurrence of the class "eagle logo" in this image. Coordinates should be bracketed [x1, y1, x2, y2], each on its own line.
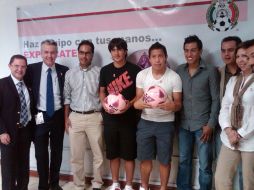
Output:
[206, 0, 239, 32]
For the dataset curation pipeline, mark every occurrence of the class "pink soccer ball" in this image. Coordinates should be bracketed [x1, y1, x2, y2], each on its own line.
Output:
[143, 85, 167, 107]
[104, 93, 127, 114]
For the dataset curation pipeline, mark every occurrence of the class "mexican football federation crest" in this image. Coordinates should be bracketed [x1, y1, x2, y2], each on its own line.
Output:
[206, 0, 239, 32]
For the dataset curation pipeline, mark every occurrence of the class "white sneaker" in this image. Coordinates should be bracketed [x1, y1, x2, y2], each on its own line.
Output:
[108, 182, 121, 190]
[123, 185, 134, 190]
[139, 186, 146, 190]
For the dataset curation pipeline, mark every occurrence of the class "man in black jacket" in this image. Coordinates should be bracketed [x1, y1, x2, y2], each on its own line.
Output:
[25, 39, 68, 190]
[0, 54, 34, 190]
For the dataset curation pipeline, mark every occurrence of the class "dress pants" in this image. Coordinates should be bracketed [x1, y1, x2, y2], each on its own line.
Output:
[0, 125, 32, 190]
[69, 112, 104, 190]
[215, 145, 254, 190]
[214, 128, 243, 190]
[34, 109, 64, 190]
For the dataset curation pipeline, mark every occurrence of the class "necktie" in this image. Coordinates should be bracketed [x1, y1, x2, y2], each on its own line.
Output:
[17, 82, 29, 127]
[46, 68, 55, 117]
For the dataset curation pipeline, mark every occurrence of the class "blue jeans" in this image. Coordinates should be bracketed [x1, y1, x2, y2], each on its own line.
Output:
[177, 127, 213, 190]
[214, 127, 222, 160]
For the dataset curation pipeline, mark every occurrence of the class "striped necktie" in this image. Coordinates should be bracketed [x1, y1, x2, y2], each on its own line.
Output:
[17, 82, 29, 127]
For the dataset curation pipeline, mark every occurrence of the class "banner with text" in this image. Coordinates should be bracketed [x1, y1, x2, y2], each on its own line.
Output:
[17, 0, 251, 70]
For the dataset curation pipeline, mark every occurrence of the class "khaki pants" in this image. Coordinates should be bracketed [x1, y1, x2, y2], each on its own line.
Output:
[215, 145, 254, 190]
[69, 112, 104, 190]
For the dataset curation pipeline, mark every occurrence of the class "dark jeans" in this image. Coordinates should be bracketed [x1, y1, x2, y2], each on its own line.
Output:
[177, 127, 213, 190]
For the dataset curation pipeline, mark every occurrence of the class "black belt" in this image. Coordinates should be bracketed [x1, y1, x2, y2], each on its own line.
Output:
[37, 108, 63, 114]
[18, 120, 31, 128]
[71, 109, 99, 114]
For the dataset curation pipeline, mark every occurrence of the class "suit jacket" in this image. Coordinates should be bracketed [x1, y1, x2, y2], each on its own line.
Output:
[219, 66, 226, 103]
[24, 62, 69, 112]
[0, 76, 34, 144]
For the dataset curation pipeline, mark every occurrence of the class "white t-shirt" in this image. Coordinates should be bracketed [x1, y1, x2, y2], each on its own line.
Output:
[136, 67, 182, 122]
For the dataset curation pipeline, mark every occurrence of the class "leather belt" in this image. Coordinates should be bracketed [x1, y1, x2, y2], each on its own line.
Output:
[71, 109, 99, 114]
[18, 120, 31, 128]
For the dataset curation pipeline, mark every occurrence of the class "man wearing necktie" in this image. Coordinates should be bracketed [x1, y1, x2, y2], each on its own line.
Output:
[0, 55, 34, 190]
[25, 39, 68, 190]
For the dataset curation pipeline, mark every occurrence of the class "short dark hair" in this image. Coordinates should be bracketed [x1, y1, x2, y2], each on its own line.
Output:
[241, 39, 254, 49]
[148, 42, 168, 58]
[183, 35, 203, 50]
[9, 54, 27, 65]
[108, 38, 128, 52]
[78, 40, 94, 53]
[221, 36, 242, 49]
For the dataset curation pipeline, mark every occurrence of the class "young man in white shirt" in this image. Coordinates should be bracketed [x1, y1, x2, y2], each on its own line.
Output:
[134, 42, 182, 190]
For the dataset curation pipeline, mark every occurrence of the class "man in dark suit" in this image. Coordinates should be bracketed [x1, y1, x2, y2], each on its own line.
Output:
[0, 55, 33, 190]
[25, 39, 68, 190]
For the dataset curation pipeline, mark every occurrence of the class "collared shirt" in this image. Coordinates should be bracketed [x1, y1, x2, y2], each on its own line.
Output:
[64, 65, 101, 112]
[223, 66, 240, 97]
[37, 63, 61, 111]
[219, 73, 254, 151]
[11, 74, 32, 122]
[176, 60, 220, 131]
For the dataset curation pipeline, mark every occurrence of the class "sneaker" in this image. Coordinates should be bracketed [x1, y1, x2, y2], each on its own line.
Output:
[123, 185, 134, 190]
[139, 186, 146, 190]
[108, 182, 121, 190]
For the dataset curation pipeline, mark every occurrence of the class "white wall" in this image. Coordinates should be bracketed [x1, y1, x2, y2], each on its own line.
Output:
[0, 0, 63, 78]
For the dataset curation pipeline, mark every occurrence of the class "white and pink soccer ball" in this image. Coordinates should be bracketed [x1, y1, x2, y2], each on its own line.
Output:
[104, 93, 127, 114]
[143, 85, 167, 107]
